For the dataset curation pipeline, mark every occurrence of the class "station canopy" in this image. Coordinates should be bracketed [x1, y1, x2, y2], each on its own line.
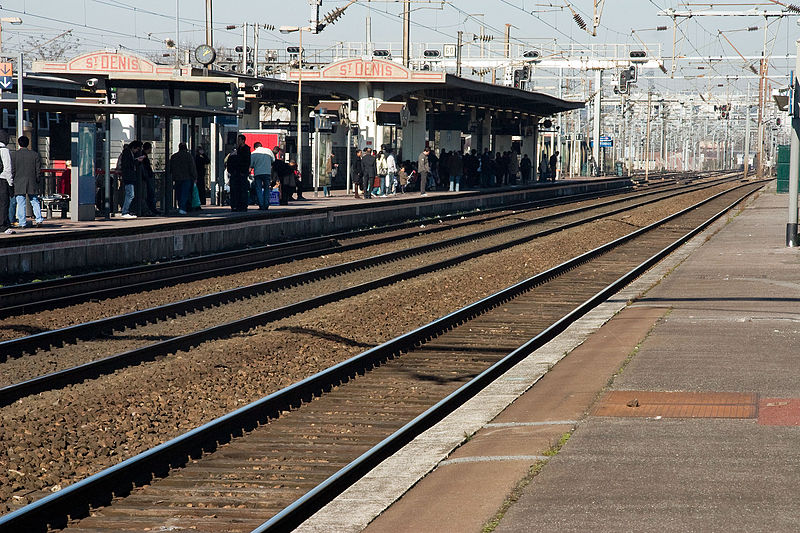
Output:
[9, 50, 240, 117]
[288, 58, 584, 117]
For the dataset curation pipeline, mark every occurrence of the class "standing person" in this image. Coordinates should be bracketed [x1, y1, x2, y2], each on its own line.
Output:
[361, 147, 377, 199]
[169, 142, 197, 215]
[448, 150, 463, 192]
[385, 148, 397, 195]
[376, 150, 387, 196]
[280, 159, 297, 205]
[549, 151, 559, 181]
[271, 156, 288, 205]
[194, 146, 210, 206]
[428, 149, 438, 190]
[479, 149, 492, 188]
[417, 146, 431, 196]
[438, 151, 449, 191]
[120, 140, 140, 218]
[228, 134, 251, 211]
[539, 152, 549, 181]
[322, 152, 337, 197]
[250, 142, 274, 211]
[351, 149, 363, 198]
[508, 150, 520, 184]
[140, 142, 160, 215]
[11, 136, 43, 228]
[520, 153, 532, 183]
[0, 130, 14, 234]
[495, 153, 505, 185]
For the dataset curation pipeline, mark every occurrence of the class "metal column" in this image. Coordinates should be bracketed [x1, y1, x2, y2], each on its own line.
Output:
[592, 69, 601, 175]
[787, 40, 800, 247]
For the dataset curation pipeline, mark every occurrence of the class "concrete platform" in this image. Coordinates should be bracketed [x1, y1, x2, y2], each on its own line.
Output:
[487, 185, 800, 531]
[0, 178, 629, 279]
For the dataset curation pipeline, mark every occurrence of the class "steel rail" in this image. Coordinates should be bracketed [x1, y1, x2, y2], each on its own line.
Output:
[0, 175, 689, 314]
[0, 178, 742, 403]
[0, 175, 735, 361]
[0, 180, 764, 533]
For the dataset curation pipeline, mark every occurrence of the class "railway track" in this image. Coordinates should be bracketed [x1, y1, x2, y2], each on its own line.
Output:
[0, 178, 765, 533]
[0, 172, 712, 315]
[0, 173, 731, 351]
[0, 175, 741, 405]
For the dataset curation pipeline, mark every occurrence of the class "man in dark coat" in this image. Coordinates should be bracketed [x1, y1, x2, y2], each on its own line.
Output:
[549, 151, 559, 181]
[139, 142, 159, 215]
[169, 142, 197, 214]
[194, 147, 210, 206]
[351, 149, 363, 198]
[228, 134, 251, 211]
[11, 136, 43, 228]
[520, 154, 532, 183]
[418, 147, 431, 196]
[120, 140, 141, 218]
[360, 147, 377, 199]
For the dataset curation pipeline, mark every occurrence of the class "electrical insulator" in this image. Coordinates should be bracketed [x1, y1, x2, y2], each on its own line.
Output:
[573, 13, 587, 31]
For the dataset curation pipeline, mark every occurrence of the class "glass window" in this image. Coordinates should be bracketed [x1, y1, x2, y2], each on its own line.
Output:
[206, 91, 226, 108]
[116, 87, 139, 104]
[179, 90, 200, 107]
[143, 89, 166, 106]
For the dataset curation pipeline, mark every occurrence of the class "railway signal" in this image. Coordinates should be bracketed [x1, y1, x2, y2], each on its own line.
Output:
[614, 65, 637, 95]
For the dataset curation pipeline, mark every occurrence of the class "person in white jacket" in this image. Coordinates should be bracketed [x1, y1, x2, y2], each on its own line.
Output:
[385, 148, 398, 195]
[375, 151, 388, 196]
[0, 129, 15, 234]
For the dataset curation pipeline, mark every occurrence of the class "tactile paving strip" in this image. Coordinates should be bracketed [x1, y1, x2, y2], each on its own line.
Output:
[592, 390, 758, 419]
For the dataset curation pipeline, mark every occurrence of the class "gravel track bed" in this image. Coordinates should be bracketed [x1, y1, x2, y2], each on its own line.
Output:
[0, 183, 696, 343]
[0, 182, 726, 387]
[0, 182, 740, 513]
[0, 216, 570, 387]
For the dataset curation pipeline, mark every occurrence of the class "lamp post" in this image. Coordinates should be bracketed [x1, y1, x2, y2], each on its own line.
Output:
[0, 17, 22, 56]
[280, 25, 312, 194]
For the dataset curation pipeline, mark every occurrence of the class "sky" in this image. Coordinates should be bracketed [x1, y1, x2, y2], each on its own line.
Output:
[2, 1, 799, 98]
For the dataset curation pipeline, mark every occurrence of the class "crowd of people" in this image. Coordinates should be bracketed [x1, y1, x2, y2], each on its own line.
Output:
[224, 134, 304, 211]
[0, 128, 564, 233]
[345, 145, 555, 200]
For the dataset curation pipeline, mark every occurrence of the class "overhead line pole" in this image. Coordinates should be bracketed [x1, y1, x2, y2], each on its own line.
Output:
[645, 89, 652, 182]
[402, 0, 410, 68]
[205, 0, 212, 45]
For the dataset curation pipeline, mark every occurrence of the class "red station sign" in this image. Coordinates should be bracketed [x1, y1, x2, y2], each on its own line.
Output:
[289, 58, 446, 83]
[33, 51, 190, 77]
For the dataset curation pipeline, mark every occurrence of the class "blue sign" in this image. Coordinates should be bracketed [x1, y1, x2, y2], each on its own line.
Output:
[599, 135, 613, 148]
[0, 77, 13, 90]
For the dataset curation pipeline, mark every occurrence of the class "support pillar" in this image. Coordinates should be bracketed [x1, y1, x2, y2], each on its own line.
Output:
[592, 69, 602, 175]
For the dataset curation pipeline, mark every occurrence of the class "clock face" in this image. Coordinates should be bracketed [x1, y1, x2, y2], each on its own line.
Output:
[194, 45, 216, 66]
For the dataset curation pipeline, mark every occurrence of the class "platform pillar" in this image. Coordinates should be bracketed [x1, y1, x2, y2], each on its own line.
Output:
[787, 39, 800, 247]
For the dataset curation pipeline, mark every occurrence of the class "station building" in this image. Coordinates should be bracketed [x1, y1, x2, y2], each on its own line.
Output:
[4, 49, 583, 218]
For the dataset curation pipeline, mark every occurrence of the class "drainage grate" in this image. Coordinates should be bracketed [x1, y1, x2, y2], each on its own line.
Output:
[592, 391, 758, 419]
